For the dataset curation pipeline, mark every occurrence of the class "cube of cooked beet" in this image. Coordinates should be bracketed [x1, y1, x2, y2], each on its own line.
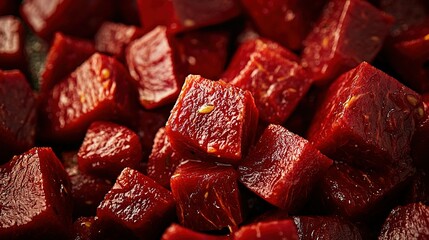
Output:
[234, 220, 299, 240]
[0, 16, 25, 71]
[171, 160, 243, 231]
[77, 121, 142, 180]
[97, 167, 175, 239]
[379, 203, 429, 239]
[308, 62, 423, 170]
[301, 0, 393, 85]
[0, 70, 36, 162]
[40, 53, 136, 144]
[293, 216, 363, 240]
[238, 124, 332, 210]
[126, 26, 184, 109]
[136, 0, 241, 33]
[0, 147, 72, 239]
[161, 223, 228, 240]
[166, 75, 259, 164]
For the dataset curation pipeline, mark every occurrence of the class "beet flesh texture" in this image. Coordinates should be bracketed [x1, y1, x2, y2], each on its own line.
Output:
[238, 124, 333, 210]
[301, 0, 393, 85]
[0, 147, 72, 239]
[161, 223, 228, 240]
[166, 75, 259, 164]
[379, 203, 429, 239]
[0, 16, 25, 71]
[41, 53, 136, 144]
[308, 62, 423, 171]
[293, 216, 363, 240]
[234, 220, 299, 240]
[412, 94, 429, 170]
[0, 70, 36, 162]
[97, 167, 175, 239]
[171, 160, 243, 231]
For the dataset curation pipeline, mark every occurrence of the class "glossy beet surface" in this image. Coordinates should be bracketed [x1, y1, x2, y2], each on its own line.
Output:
[0, 16, 25, 71]
[161, 223, 228, 240]
[293, 216, 363, 240]
[234, 220, 299, 240]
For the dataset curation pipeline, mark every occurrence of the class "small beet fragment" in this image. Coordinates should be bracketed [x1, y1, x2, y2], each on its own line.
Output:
[0, 16, 25, 71]
[234, 220, 299, 240]
[166, 75, 259, 164]
[161, 223, 228, 240]
[171, 160, 243, 231]
[238, 124, 333, 210]
[293, 216, 363, 240]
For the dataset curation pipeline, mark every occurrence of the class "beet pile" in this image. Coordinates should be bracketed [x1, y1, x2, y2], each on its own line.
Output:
[0, 0, 428, 239]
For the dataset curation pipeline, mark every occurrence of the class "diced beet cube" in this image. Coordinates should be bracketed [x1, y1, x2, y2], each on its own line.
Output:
[412, 94, 429, 170]
[136, 0, 241, 34]
[301, 0, 393, 85]
[94, 22, 144, 62]
[147, 127, 185, 189]
[0, 0, 18, 16]
[240, 0, 327, 50]
[161, 223, 228, 240]
[0, 16, 25, 71]
[293, 216, 363, 240]
[0, 147, 72, 239]
[0, 70, 36, 162]
[126, 26, 184, 109]
[97, 167, 175, 239]
[77, 121, 142, 180]
[234, 220, 299, 240]
[166, 75, 259, 164]
[379, 203, 429, 239]
[72, 217, 97, 240]
[308, 62, 423, 170]
[238, 124, 333, 210]
[171, 160, 243, 231]
[40, 53, 136, 144]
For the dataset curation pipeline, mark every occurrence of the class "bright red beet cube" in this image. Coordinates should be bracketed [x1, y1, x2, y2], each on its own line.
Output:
[238, 124, 333, 210]
[0, 147, 72, 239]
[234, 220, 299, 240]
[301, 0, 393, 85]
[0, 16, 25, 71]
[171, 160, 243, 231]
[161, 223, 228, 240]
[166, 75, 259, 164]
[293, 216, 363, 240]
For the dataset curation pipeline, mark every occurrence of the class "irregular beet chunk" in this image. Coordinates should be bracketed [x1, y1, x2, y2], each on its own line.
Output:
[0, 70, 36, 162]
[166, 75, 259, 164]
[293, 216, 363, 240]
[379, 203, 429, 239]
[0, 147, 72, 239]
[0, 16, 25, 71]
[234, 220, 298, 240]
[238, 124, 333, 210]
[161, 223, 228, 240]
[301, 0, 393, 85]
[171, 160, 243, 231]
[308, 62, 423, 170]
[97, 167, 175, 239]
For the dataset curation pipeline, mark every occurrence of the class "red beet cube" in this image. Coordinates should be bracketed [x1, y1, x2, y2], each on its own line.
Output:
[41, 53, 136, 144]
[161, 223, 228, 240]
[0, 16, 25, 71]
[301, 0, 393, 85]
[166, 75, 259, 164]
[308, 62, 423, 170]
[238, 124, 333, 210]
[136, 0, 241, 34]
[379, 203, 429, 239]
[97, 167, 175, 239]
[0, 147, 72, 239]
[171, 160, 243, 231]
[412, 94, 429, 170]
[234, 220, 299, 240]
[0, 70, 36, 162]
[126, 26, 184, 109]
[77, 121, 142, 180]
[293, 216, 363, 240]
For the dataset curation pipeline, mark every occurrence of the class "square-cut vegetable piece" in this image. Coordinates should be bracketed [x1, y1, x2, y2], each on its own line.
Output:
[166, 75, 259, 164]
[0, 70, 36, 162]
[95, 22, 144, 62]
[137, 0, 241, 34]
[126, 26, 184, 109]
[412, 94, 429, 170]
[77, 121, 142, 180]
[0, 147, 72, 239]
[0, 16, 25, 71]
[238, 124, 333, 210]
[308, 62, 424, 170]
[234, 220, 299, 240]
[379, 203, 429, 239]
[293, 216, 363, 240]
[301, 0, 393, 85]
[161, 223, 228, 240]
[97, 167, 175, 239]
[171, 160, 243, 231]
[147, 127, 185, 189]
[240, 0, 327, 50]
[41, 53, 136, 144]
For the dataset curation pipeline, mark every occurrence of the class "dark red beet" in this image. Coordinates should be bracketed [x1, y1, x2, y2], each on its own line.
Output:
[412, 93, 429, 170]
[293, 216, 363, 240]
[0, 147, 72, 239]
[379, 203, 429, 239]
[238, 124, 333, 210]
[301, 0, 393, 85]
[117, 0, 140, 26]
[97, 167, 175, 239]
[166, 75, 259, 165]
[170, 160, 243, 231]
[0, 16, 25, 71]
[0, 70, 36, 162]
[234, 220, 298, 240]
[405, 170, 429, 205]
[72, 217, 97, 240]
[161, 223, 229, 240]
[77, 121, 142, 180]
